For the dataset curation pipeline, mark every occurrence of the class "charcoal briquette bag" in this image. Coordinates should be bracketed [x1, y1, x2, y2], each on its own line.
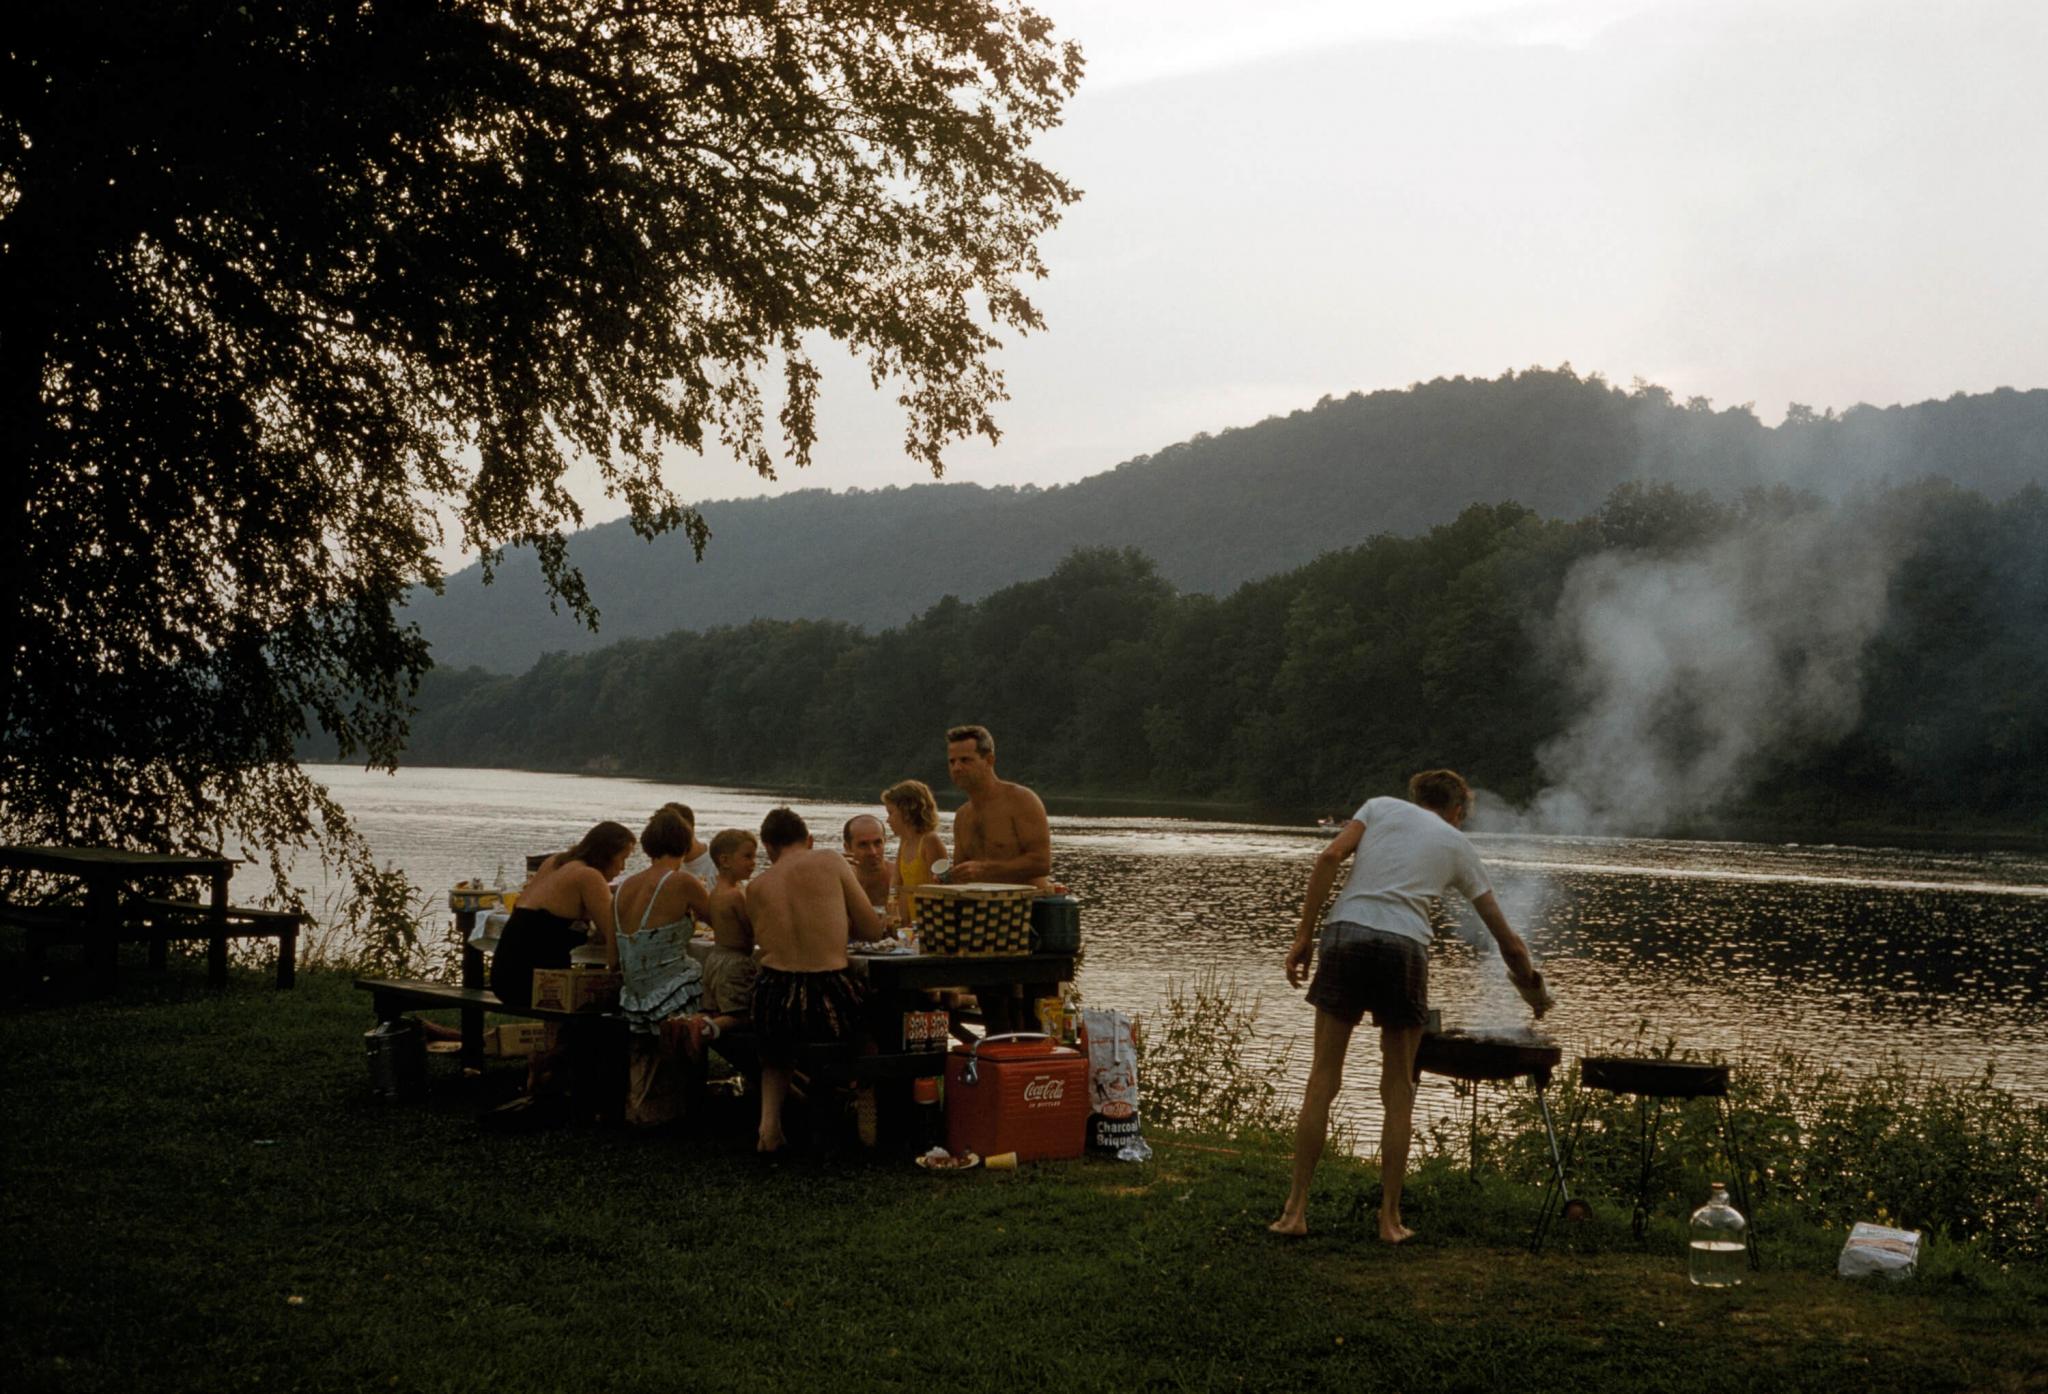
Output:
[1081, 1007, 1152, 1162]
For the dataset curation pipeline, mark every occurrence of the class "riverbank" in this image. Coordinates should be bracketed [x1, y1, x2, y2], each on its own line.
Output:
[297, 754, 2048, 853]
[6, 967, 2046, 1394]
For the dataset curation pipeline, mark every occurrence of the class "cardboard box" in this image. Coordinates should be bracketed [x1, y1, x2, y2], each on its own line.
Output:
[488, 1021, 554, 1057]
[900, 1009, 950, 1052]
[529, 965, 622, 1014]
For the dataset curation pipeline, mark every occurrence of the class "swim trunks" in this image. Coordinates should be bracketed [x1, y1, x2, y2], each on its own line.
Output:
[751, 966, 867, 1066]
[700, 943, 760, 1016]
[1305, 920, 1429, 1028]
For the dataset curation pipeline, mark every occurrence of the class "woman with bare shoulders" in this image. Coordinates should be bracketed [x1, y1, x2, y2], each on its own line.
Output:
[491, 821, 632, 1009]
[613, 808, 713, 1049]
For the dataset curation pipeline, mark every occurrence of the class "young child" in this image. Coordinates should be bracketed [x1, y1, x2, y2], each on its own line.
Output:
[881, 778, 948, 932]
[688, 828, 759, 1046]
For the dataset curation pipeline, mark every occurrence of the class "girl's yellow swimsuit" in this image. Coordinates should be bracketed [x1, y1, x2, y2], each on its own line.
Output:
[896, 849, 935, 925]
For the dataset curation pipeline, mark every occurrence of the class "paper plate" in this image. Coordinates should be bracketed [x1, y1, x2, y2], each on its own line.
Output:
[914, 1150, 980, 1172]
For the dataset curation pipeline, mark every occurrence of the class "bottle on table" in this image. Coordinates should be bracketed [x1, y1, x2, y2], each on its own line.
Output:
[1689, 1182, 1747, 1287]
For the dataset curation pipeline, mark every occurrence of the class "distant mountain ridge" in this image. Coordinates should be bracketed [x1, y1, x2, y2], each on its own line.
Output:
[413, 368, 2048, 673]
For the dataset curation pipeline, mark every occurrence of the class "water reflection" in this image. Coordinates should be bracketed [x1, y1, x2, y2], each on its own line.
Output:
[285, 765, 2048, 1140]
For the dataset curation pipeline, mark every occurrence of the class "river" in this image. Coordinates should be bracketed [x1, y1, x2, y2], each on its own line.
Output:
[275, 764, 2048, 1132]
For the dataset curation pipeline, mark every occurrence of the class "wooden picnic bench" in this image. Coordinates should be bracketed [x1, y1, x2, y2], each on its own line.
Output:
[1, 844, 304, 990]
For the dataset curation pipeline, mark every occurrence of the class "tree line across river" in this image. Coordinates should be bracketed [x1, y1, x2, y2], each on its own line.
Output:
[368, 480, 2048, 835]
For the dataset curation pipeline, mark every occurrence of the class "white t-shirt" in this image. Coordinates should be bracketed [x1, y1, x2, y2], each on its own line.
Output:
[1325, 796, 1492, 945]
[682, 848, 717, 893]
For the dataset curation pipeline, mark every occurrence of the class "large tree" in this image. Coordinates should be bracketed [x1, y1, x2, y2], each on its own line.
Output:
[1, 1, 1079, 898]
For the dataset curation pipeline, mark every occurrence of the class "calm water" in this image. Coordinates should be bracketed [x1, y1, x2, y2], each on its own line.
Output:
[275, 765, 2048, 1133]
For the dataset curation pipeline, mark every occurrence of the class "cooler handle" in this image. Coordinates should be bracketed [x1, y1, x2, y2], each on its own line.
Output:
[959, 1031, 1051, 1085]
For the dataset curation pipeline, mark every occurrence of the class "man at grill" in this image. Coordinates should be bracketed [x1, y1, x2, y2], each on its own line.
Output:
[1271, 769, 1545, 1243]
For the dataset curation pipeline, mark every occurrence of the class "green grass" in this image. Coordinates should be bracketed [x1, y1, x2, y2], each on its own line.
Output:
[4, 962, 2046, 1393]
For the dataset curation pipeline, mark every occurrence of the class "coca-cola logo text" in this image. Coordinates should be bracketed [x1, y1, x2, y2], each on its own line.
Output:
[1022, 1075, 1065, 1104]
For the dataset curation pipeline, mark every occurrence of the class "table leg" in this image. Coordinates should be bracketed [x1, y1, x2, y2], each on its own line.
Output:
[459, 911, 485, 1072]
[86, 877, 120, 983]
[207, 869, 230, 988]
[276, 925, 297, 989]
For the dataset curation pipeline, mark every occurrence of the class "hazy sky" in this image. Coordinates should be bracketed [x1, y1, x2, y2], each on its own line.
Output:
[538, 0, 2048, 539]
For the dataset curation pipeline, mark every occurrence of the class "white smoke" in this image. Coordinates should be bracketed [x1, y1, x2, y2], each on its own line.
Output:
[1473, 504, 1896, 836]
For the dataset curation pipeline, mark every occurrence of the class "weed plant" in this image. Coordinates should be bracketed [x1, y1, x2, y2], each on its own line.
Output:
[1136, 995, 2046, 1264]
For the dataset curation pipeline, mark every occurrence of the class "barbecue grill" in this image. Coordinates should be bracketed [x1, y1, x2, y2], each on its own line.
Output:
[1412, 1028, 1578, 1224]
[1532, 1055, 1760, 1269]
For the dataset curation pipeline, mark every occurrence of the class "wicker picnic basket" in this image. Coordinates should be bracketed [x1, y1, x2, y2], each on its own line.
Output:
[914, 883, 1037, 955]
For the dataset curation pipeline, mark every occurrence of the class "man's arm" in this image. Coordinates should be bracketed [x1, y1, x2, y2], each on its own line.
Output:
[951, 787, 1052, 883]
[1284, 820, 1363, 988]
[1471, 891, 1536, 983]
[839, 861, 886, 942]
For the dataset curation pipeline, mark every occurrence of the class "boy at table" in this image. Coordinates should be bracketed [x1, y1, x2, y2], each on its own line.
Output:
[744, 808, 886, 1153]
[688, 828, 759, 1048]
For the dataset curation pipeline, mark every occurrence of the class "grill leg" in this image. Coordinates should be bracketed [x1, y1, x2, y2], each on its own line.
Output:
[1717, 1097, 1761, 1271]
[1532, 1087, 1587, 1253]
[1632, 1096, 1669, 1243]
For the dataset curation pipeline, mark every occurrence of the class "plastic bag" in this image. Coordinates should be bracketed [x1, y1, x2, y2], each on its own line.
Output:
[1838, 1222, 1920, 1280]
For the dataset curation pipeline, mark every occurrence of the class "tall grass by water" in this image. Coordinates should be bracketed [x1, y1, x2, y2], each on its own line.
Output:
[1141, 977, 2048, 1264]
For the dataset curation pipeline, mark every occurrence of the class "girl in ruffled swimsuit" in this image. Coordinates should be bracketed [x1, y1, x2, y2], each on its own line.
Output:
[612, 808, 713, 1052]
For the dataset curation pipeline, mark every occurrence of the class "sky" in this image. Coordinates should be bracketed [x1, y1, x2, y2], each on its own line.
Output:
[536, 0, 2048, 539]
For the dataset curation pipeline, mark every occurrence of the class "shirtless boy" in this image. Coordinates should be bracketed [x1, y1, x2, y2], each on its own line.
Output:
[744, 807, 886, 1153]
[944, 724, 1053, 887]
[689, 828, 759, 1049]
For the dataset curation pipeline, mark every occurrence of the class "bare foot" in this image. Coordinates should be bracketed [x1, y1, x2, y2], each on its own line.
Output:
[1379, 1219, 1416, 1244]
[1268, 1214, 1308, 1237]
[757, 1130, 786, 1154]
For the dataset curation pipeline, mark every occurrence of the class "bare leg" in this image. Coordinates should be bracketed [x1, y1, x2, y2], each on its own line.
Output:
[1271, 1009, 1356, 1235]
[1377, 1024, 1424, 1243]
[758, 1065, 791, 1152]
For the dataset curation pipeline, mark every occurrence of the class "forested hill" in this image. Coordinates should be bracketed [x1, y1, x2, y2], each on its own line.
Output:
[385, 482, 2048, 836]
[415, 369, 2048, 673]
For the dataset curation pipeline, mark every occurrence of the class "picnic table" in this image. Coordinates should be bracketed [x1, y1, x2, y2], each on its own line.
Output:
[0, 844, 301, 989]
[379, 901, 1073, 1144]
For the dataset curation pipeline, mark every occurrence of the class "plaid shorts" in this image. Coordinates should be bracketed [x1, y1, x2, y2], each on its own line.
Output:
[1305, 921, 1429, 1028]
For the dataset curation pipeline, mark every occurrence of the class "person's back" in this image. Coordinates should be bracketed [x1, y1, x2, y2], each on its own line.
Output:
[1327, 795, 1491, 943]
[743, 808, 884, 1152]
[749, 847, 881, 971]
[615, 865, 707, 936]
[707, 884, 753, 952]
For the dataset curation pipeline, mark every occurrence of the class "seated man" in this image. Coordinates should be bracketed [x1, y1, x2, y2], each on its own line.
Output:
[842, 813, 893, 914]
[744, 807, 886, 1152]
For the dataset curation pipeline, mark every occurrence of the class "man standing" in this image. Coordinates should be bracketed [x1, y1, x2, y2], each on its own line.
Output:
[1271, 769, 1545, 1243]
[744, 807, 886, 1153]
[944, 724, 1052, 887]
[842, 813, 893, 911]
[944, 723, 1055, 1032]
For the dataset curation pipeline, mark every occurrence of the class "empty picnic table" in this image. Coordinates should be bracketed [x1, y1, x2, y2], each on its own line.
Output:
[0, 844, 300, 989]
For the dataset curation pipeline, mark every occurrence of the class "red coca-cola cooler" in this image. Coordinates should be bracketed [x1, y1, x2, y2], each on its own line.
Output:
[945, 1033, 1088, 1162]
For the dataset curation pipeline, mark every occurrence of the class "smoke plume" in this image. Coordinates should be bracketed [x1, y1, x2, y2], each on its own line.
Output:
[1476, 505, 1896, 836]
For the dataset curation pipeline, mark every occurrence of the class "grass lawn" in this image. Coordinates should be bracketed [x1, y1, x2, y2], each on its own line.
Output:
[4, 962, 2045, 1393]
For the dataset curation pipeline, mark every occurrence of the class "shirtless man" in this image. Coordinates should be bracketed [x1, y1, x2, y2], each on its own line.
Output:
[744, 807, 885, 1153]
[944, 724, 1053, 887]
[945, 724, 1054, 1031]
[842, 814, 893, 911]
